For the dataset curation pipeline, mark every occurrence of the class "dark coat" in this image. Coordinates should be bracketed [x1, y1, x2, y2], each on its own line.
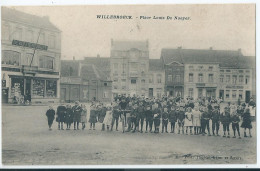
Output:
[46, 109, 55, 121]
[72, 105, 82, 122]
[168, 110, 177, 123]
[112, 106, 120, 118]
[220, 112, 231, 125]
[241, 112, 252, 129]
[211, 109, 220, 121]
[145, 110, 153, 121]
[65, 108, 73, 124]
[98, 107, 107, 123]
[56, 105, 66, 122]
[89, 109, 97, 123]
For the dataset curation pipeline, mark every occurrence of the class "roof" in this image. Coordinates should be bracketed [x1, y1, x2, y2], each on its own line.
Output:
[80, 64, 110, 81]
[161, 48, 255, 69]
[111, 40, 149, 51]
[83, 57, 110, 77]
[149, 59, 164, 71]
[60, 60, 80, 77]
[2, 7, 60, 32]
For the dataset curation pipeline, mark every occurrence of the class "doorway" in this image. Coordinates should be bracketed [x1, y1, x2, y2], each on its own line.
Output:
[219, 90, 224, 101]
[25, 79, 31, 102]
[2, 88, 9, 103]
[246, 91, 251, 103]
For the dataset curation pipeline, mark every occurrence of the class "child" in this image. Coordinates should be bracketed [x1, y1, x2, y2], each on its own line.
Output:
[241, 108, 252, 137]
[161, 107, 169, 133]
[46, 105, 55, 130]
[145, 106, 153, 133]
[169, 106, 177, 133]
[211, 105, 220, 136]
[80, 104, 87, 130]
[184, 107, 193, 135]
[152, 103, 161, 133]
[221, 107, 231, 138]
[177, 106, 185, 134]
[231, 112, 241, 139]
[56, 103, 66, 130]
[201, 107, 211, 136]
[89, 104, 97, 130]
[104, 105, 113, 131]
[111, 103, 120, 131]
[65, 104, 73, 130]
[192, 106, 201, 135]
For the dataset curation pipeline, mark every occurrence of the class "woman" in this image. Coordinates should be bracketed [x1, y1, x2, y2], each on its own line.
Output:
[184, 107, 193, 135]
[89, 104, 97, 130]
[65, 104, 73, 130]
[192, 106, 201, 135]
[241, 108, 252, 137]
[80, 104, 87, 130]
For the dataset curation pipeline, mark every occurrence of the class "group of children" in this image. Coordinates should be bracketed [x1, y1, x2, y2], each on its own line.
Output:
[45, 95, 255, 139]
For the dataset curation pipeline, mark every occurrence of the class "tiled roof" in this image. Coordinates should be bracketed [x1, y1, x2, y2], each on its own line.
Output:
[2, 7, 60, 32]
[60, 60, 80, 77]
[80, 64, 110, 81]
[149, 59, 164, 71]
[83, 57, 110, 77]
[161, 48, 255, 69]
[111, 40, 149, 51]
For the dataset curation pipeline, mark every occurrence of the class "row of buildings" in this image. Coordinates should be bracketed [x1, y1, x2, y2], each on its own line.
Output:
[1, 7, 256, 104]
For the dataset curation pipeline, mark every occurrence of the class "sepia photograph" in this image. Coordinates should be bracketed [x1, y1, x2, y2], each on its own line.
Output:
[0, 2, 257, 167]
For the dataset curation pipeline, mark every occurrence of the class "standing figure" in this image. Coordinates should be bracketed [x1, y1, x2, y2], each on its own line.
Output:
[177, 107, 185, 134]
[111, 103, 120, 131]
[80, 104, 87, 130]
[161, 107, 169, 133]
[56, 103, 66, 130]
[184, 107, 193, 135]
[241, 108, 252, 137]
[221, 107, 231, 138]
[104, 105, 113, 131]
[192, 106, 201, 135]
[231, 112, 241, 138]
[136, 102, 145, 133]
[65, 104, 73, 130]
[145, 106, 153, 133]
[211, 105, 220, 136]
[201, 107, 211, 136]
[72, 101, 82, 130]
[89, 104, 97, 130]
[153, 103, 161, 133]
[169, 106, 177, 133]
[129, 104, 138, 132]
[46, 105, 55, 130]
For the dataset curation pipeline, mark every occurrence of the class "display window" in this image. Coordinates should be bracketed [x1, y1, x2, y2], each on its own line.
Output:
[11, 77, 24, 98]
[32, 79, 45, 97]
[46, 80, 57, 97]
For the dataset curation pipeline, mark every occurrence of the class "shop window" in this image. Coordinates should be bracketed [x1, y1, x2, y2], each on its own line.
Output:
[198, 73, 203, 83]
[168, 75, 172, 82]
[232, 75, 237, 84]
[226, 90, 230, 99]
[208, 74, 214, 83]
[46, 80, 57, 97]
[11, 78, 24, 98]
[239, 75, 244, 83]
[189, 73, 193, 82]
[198, 89, 203, 98]
[39, 56, 54, 69]
[2, 24, 10, 40]
[157, 88, 162, 98]
[72, 88, 79, 98]
[232, 90, 237, 99]
[188, 88, 193, 97]
[239, 90, 243, 99]
[226, 75, 230, 83]
[2, 50, 20, 66]
[32, 79, 45, 97]
[245, 76, 250, 84]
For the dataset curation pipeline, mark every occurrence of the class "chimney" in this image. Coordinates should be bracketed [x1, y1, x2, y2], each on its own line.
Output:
[97, 54, 100, 58]
[209, 47, 213, 50]
[73, 56, 75, 60]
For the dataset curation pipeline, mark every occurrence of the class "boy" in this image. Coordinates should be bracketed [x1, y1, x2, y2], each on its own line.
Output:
[152, 103, 161, 133]
[46, 105, 55, 130]
[201, 107, 211, 136]
[145, 106, 153, 133]
[56, 103, 66, 130]
[169, 106, 177, 133]
[136, 102, 145, 133]
[221, 107, 231, 138]
[231, 112, 241, 139]
[111, 103, 120, 131]
[211, 105, 220, 136]
[177, 106, 185, 134]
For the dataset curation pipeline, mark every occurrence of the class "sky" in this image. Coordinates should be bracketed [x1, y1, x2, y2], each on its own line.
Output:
[9, 4, 256, 60]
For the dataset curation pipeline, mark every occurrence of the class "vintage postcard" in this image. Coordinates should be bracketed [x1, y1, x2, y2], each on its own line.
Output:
[0, 3, 257, 168]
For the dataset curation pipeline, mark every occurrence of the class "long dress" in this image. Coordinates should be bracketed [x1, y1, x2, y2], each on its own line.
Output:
[184, 112, 193, 127]
[192, 110, 201, 127]
[104, 110, 113, 126]
[80, 108, 87, 123]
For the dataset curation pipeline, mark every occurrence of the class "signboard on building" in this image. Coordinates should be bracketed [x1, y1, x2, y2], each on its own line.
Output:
[12, 40, 48, 51]
[226, 85, 244, 89]
[60, 77, 81, 84]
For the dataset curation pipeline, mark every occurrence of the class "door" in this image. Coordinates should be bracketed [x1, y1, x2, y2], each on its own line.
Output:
[219, 90, 224, 101]
[246, 91, 250, 103]
[25, 79, 31, 102]
[2, 88, 9, 103]
[149, 88, 153, 98]
[60, 88, 66, 102]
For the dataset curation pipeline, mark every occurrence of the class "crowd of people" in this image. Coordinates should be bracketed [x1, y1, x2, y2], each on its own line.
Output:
[45, 95, 256, 139]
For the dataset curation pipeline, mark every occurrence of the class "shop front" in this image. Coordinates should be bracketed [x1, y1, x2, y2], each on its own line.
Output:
[196, 83, 217, 99]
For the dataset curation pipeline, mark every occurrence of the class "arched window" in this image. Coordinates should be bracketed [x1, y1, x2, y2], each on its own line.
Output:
[2, 50, 20, 66]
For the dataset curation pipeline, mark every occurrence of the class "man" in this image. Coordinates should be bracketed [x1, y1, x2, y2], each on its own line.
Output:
[169, 106, 177, 133]
[46, 105, 55, 130]
[129, 104, 138, 133]
[111, 103, 120, 131]
[161, 107, 169, 133]
[145, 106, 153, 133]
[119, 98, 130, 133]
[211, 105, 220, 136]
[221, 107, 231, 138]
[177, 106, 185, 134]
[72, 101, 82, 130]
[136, 102, 145, 133]
[201, 107, 211, 136]
[56, 103, 66, 130]
[152, 103, 161, 133]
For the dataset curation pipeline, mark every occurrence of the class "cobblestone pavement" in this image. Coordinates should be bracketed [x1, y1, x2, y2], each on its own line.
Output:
[2, 105, 256, 165]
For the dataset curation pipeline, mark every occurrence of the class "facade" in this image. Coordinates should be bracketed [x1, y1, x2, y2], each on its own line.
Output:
[60, 59, 112, 102]
[110, 39, 150, 97]
[1, 7, 61, 103]
[161, 48, 255, 102]
[148, 59, 165, 98]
